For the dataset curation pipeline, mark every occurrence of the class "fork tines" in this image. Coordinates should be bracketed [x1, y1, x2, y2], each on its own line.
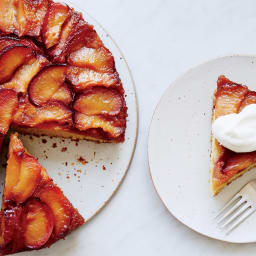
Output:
[215, 180, 256, 234]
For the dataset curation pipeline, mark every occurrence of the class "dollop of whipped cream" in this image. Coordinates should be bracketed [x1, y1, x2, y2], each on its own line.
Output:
[212, 104, 256, 153]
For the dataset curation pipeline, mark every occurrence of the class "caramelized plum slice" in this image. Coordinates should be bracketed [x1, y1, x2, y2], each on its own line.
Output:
[4, 132, 26, 202]
[38, 186, 71, 237]
[57, 22, 101, 61]
[6, 153, 41, 203]
[43, 2, 71, 49]
[23, 199, 54, 249]
[13, 98, 73, 127]
[74, 112, 124, 138]
[61, 24, 103, 58]
[0, 0, 17, 34]
[52, 83, 73, 105]
[48, 11, 81, 60]
[71, 25, 102, 50]
[4, 151, 21, 202]
[67, 67, 119, 91]
[74, 88, 123, 116]
[49, 11, 102, 62]
[223, 151, 256, 174]
[34, 101, 73, 126]
[0, 89, 18, 134]
[214, 151, 256, 188]
[0, 45, 33, 84]
[28, 65, 67, 106]
[0, 36, 43, 53]
[2, 55, 49, 93]
[215, 75, 248, 119]
[68, 47, 114, 73]
[16, 0, 49, 37]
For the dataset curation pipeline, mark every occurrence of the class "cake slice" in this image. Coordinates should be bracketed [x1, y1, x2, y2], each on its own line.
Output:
[210, 75, 256, 195]
[0, 133, 84, 255]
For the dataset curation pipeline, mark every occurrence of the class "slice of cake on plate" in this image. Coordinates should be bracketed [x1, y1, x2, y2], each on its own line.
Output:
[210, 75, 256, 195]
[0, 133, 84, 255]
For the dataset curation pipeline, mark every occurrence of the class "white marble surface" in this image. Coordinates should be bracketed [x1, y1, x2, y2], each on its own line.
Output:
[67, 0, 256, 255]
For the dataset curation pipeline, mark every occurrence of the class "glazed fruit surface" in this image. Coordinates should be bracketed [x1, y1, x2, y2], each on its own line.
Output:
[0, 0, 127, 143]
[0, 133, 84, 255]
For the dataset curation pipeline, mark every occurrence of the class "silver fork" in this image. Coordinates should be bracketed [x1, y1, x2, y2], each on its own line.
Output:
[215, 180, 256, 234]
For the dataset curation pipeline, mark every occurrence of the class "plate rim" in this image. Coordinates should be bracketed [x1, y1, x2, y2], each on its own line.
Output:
[79, 7, 139, 223]
[147, 54, 256, 244]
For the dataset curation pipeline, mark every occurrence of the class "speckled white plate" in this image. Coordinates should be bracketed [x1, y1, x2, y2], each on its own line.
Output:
[0, 3, 138, 255]
[148, 55, 256, 243]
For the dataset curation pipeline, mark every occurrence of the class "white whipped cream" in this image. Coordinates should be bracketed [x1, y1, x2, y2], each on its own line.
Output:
[212, 104, 256, 153]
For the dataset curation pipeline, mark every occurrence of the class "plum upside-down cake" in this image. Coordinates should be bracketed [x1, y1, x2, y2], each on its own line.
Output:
[0, 0, 127, 254]
[210, 76, 256, 195]
[0, 133, 84, 254]
[0, 0, 127, 145]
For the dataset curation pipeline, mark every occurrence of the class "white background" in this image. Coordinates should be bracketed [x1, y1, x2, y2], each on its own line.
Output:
[68, 0, 256, 255]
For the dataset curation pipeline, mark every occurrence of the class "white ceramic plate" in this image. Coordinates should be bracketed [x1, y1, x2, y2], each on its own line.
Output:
[0, 4, 138, 255]
[148, 55, 256, 243]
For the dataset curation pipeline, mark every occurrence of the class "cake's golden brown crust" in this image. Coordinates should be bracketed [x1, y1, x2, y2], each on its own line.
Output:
[0, 0, 127, 144]
[210, 76, 256, 195]
[0, 133, 84, 255]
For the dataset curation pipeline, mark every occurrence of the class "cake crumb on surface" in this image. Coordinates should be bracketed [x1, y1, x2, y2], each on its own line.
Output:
[77, 156, 88, 165]
[61, 147, 67, 152]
